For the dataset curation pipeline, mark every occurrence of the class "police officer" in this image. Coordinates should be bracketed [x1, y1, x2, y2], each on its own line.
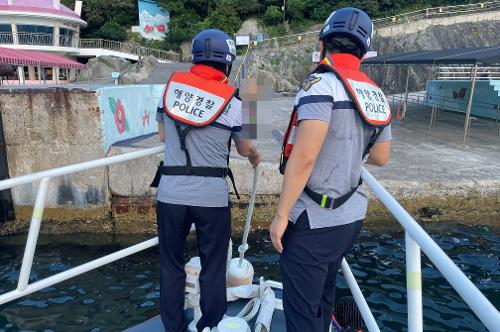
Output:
[155, 29, 261, 332]
[270, 8, 392, 332]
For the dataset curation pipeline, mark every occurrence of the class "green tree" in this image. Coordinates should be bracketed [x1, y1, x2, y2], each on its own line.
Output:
[287, 0, 305, 21]
[204, 0, 241, 34]
[95, 21, 128, 41]
[263, 5, 283, 26]
[235, 0, 261, 17]
[166, 10, 204, 49]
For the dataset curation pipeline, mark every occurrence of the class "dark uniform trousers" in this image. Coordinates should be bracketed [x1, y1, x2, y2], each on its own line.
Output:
[157, 201, 232, 332]
[280, 211, 363, 332]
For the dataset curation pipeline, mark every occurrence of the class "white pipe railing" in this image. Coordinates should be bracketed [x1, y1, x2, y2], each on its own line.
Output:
[0, 145, 163, 306]
[405, 232, 423, 332]
[1, 238, 159, 305]
[0, 146, 163, 192]
[0, 147, 498, 331]
[361, 167, 500, 331]
[341, 259, 380, 332]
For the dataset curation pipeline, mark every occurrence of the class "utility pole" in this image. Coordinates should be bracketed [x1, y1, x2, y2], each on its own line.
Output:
[282, 0, 286, 24]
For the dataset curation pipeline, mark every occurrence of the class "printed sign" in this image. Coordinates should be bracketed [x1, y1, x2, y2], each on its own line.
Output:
[236, 35, 250, 46]
[312, 51, 321, 63]
[348, 79, 391, 122]
[98, 84, 163, 152]
[138, 0, 170, 40]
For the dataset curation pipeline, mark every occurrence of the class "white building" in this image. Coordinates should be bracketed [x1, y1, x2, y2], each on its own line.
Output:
[0, 0, 86, 83]
[0, 0, 86, 49]
[0, 0, 178, 84]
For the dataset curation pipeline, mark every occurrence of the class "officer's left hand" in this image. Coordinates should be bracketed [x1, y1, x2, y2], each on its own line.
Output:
[248, 151, 262, 168]
[269, 213, 288, 253]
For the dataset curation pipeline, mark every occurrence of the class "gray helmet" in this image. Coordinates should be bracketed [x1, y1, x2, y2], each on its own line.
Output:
[320, 7, 374, 55]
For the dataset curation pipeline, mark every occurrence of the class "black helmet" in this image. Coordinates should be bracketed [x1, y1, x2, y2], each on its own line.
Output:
[320, 7, 374, 55]
[191, 29, 236, 65]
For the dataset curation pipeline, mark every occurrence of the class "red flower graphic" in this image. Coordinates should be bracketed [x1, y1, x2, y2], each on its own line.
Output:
[157, 24, 165, 33]
[114, 99, 126, 134]
[144, 24, 155, 33]
[143, 110, 150, 126]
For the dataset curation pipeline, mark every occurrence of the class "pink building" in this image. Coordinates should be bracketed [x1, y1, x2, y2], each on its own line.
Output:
[0, 0, 86, 83]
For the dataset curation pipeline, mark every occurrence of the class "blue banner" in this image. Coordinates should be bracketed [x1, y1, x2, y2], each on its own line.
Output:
[138, 0, 170, 40]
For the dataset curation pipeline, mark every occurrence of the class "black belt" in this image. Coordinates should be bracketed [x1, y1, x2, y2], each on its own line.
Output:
[159, 165, 229, 177]
[304, 178, 362, 210]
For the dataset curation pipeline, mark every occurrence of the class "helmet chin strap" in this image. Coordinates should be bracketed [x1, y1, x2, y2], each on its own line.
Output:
[225, 64, 232, 77]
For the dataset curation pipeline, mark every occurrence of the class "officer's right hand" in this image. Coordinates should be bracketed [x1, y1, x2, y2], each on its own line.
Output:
[248, 151, 261, 168]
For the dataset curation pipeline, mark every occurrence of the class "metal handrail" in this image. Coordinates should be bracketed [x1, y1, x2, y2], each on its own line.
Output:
[0, 32, 179, 62]
[259, 0, 500, 46]
[233, 45, 254, 88]
[438, 66, 500, 80]
[78, 38, 180, 62]
[0, 32, 57, 46]
[391, 91, 499, 112]
[373, 0, 500, 28]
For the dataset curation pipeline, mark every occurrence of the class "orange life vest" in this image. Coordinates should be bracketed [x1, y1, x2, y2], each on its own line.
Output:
[151, 65, 240, 197]
[163, 69, 237, 127]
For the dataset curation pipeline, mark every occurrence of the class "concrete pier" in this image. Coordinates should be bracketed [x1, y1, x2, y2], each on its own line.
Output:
[0, 88, 498, 235]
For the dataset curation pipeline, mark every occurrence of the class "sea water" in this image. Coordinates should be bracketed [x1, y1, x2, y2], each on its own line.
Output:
[0, 221, 498, 332]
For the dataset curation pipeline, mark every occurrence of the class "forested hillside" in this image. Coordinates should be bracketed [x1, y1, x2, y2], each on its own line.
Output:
[62, 0, 476, 49]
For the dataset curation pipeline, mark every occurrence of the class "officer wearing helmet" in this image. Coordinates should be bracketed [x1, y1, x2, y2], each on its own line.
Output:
[270, 8, 392, 331]
[155, 29, 261, 332]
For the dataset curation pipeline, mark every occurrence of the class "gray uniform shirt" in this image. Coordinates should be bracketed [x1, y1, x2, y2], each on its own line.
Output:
[156, 87, 242, 207]
[289, 72, 392, 229]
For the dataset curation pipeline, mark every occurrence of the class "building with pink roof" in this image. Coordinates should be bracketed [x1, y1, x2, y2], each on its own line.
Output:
[0, 0, 86, 47]
[0, 0, 87, 83]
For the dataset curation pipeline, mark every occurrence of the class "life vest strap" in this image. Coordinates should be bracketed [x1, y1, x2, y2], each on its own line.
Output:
[304, 127, 383, 209]
[304, 178, 363, 210]
[363, 127, 385, 159]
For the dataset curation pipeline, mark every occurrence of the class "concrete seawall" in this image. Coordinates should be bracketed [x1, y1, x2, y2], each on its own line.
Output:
[0, 87, 111, 232]
[0, 85, 161, 234]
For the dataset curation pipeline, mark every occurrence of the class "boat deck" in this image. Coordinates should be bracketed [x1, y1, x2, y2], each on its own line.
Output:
[125, 295, 287, 332]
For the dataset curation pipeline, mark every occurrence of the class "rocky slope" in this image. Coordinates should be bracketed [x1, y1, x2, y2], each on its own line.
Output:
[78, 56, 158, 84]
[252, 18, 500, 93]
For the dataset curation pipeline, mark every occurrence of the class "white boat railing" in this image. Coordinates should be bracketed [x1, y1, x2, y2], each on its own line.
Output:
[360, 167, 500, 331]
[0, 146, 163, 305]
[0, 150, 499, 331]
